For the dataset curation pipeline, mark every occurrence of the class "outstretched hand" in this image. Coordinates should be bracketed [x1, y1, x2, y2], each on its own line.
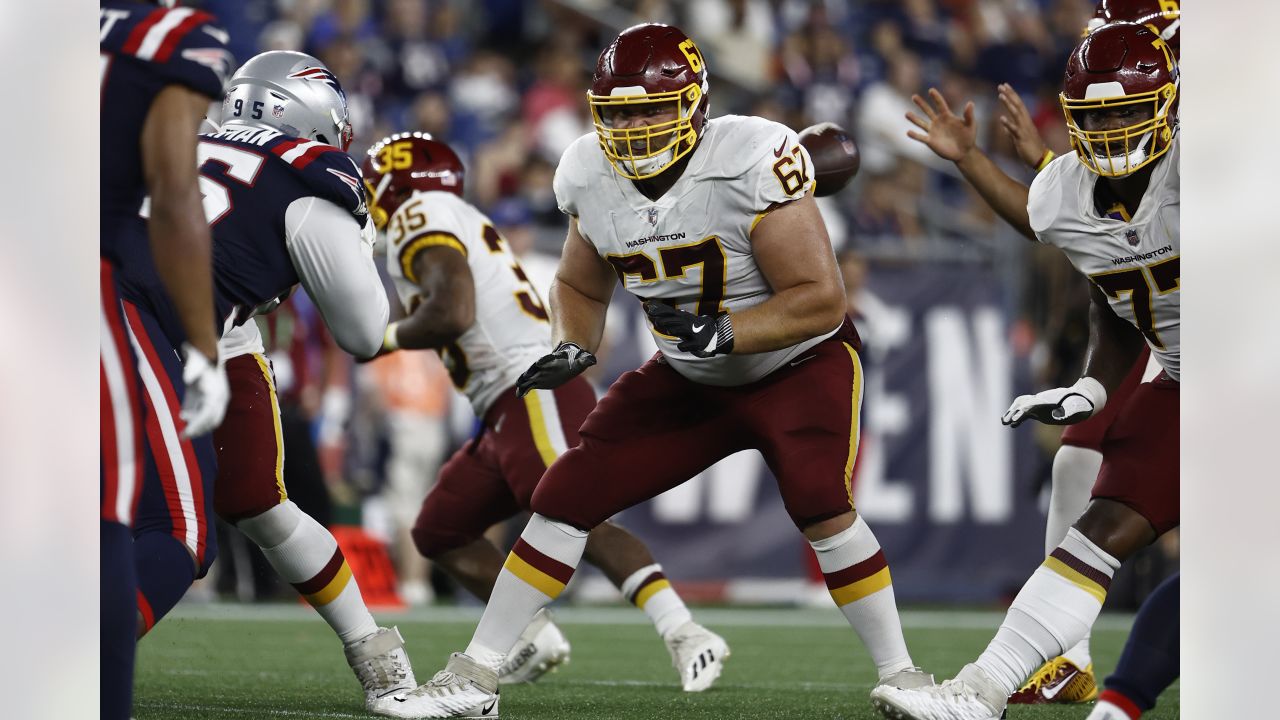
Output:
[996, 83, 1051, 170]
[905, 88, 977, 163]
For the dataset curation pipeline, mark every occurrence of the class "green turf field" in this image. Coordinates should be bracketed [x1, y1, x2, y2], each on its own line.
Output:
[135, 604, 1178, 719]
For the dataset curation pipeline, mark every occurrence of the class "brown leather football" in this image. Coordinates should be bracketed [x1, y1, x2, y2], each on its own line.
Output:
[798, 122, 860, 197]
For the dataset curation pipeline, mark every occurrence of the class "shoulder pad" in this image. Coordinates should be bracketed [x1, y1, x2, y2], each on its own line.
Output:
[267, 137, 369, 227]
[709, 115, 798, 179]
[553, 133, 600, 217]
[104, 6, 234, 99]
[1027, 153, 1073, 238]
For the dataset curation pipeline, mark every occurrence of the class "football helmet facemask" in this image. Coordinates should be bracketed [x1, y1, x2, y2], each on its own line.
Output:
[361, 132, 465, 230]
[1061, 22, 1178, 178]
[588, 23, 710, 180]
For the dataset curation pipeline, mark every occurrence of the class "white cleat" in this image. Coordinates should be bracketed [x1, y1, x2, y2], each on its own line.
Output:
[380, 652, 500, 719]
[878, 667, 936, 690]
[499, 608, 571, 685]
[665, 621, 730, 692]
[345, 626, 417, 715]
[870, 664, 1006, 720]
[1085, 699, 1138, 720]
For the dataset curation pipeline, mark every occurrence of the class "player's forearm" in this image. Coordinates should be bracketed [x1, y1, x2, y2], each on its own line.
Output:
[392, 299, 470, 350]
[549, 278, 608, 353]
[727, 280, 845, 354]
[148, 193, 219, 359]
[1081, 291, 1146, 393]
[954, 148, 1035, 240]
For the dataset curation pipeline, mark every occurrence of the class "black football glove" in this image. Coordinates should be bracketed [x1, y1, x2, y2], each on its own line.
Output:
[515, 341, 597, 397]
[644, 302, 735, 358]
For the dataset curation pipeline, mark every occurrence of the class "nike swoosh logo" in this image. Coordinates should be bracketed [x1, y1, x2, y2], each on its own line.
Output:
[772, 137, 788, 158]
[482, 699, 498, 714]
[1040, 670, 1079, 700]
[691, 323, 705, 333]
[789, 354, 817, 367]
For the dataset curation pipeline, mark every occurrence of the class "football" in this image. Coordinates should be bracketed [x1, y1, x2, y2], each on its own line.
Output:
[798, 122, 860, 197]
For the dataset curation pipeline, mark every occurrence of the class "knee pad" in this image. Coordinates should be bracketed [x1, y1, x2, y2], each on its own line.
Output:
[235, 500, 303, 548]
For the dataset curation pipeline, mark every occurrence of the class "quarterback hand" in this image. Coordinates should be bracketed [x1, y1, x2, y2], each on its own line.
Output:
[905, 88, 976, 163]
[515, 341, 597, 397]
[644, 302, 734, 358]
[997, 83, 1051, 170]
[179, 343, 230, 438]
[1002, 377, 1108, 428]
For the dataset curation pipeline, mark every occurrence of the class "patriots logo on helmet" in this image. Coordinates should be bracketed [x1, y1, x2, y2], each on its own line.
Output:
[287, 66, 347, 100]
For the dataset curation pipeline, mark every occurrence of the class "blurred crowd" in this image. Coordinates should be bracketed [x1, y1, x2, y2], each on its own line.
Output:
[193, 0, 1126, 604]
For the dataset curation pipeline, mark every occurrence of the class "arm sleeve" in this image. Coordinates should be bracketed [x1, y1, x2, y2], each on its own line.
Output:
[284, 197, 389, 358]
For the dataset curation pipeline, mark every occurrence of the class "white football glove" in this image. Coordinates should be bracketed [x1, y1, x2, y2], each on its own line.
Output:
[1002, 377, 1107, 428]
[179, 342, 230, 438]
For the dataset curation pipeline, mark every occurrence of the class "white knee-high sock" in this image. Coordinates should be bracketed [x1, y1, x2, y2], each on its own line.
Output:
[975, 528, 1120, 696]
[619, 564, 692, 640]
[1047, 445, 1102, 667]
[237, 501, 378, 645]
[465, 514, 588, 669]
[811, 515, 912, 678]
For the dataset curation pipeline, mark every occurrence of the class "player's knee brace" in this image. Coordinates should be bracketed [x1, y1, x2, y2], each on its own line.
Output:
[235, 500, 303, 548]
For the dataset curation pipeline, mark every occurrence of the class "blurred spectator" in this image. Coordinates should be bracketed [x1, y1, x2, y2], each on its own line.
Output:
[857, 50, 949, 174]
[686, 0, 775, 91]
[360, 352, 453, 606]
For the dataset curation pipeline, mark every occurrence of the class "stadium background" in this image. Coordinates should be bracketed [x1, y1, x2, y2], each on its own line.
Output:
[188, 0, 1177, 610]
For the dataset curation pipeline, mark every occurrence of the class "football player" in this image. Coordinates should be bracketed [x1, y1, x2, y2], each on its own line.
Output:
[901, 0, 1179, 706]
[361, 132, 728, 690]
[100, 2, 232, 716]
[197, 51, 414, 713]
[385, 23, 931, 718]
[870, 21, 1180, 720]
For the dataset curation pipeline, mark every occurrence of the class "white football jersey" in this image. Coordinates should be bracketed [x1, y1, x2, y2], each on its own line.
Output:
[385, 191, 551, 415]
[1029, 135, 1180, 380]
[554, 114, 837, 386]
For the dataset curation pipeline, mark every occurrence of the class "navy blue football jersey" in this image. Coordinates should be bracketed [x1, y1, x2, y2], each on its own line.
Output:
[118, 125, 370, 346]
[100, 1, 233, 269]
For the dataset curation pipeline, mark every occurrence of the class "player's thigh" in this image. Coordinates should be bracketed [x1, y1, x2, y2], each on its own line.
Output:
[1061, 347, 1150, 450]
[124, 301, 218, 568]
[530, 357, 742, 529]
[413, 439, 521, 557]
[212, 353, 288, 523]
[746, 336, 864, 529]
[1094, 373, 1179, 535]
[494, 375, 597, 510]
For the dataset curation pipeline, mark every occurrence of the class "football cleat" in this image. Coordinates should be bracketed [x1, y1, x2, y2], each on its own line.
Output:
[1008, 657, 1097, 704]
[344, 627, 418, 715]
[665, 620, 730, 692]
[877, 667, 936, 690]
[870, 664, 1006, 720]
[498, 609, 571, 685]
[1085, 698, 1142, 720]
[379, 652, 499, 719]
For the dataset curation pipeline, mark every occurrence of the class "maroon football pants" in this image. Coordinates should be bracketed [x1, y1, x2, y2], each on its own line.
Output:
[532, 321, 866, 531]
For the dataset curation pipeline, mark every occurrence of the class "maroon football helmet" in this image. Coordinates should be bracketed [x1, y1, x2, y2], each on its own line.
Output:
[587, 23, 710, 180]
[1088, 0, 1180, 58]
[361, 132, 465, 229]
[1061, 22, 1179, 177]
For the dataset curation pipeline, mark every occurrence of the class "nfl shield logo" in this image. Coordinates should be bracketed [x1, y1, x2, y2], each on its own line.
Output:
[646, 208, 658, 226]
[272, 104, 286, 119]
[1125, 228, 1139, 247]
